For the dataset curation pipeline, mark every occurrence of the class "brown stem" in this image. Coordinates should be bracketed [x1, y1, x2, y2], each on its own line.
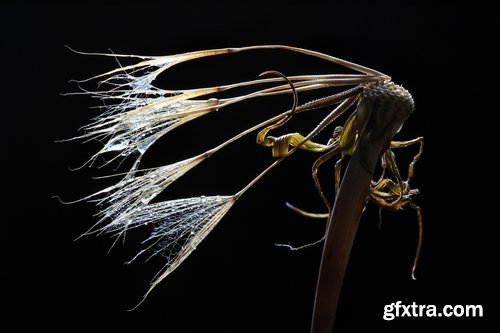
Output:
[310, 146, 373, 332]
[310, 85, 413, 332]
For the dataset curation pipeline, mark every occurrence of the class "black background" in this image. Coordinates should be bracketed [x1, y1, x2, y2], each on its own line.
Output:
[2, 1, 498, 332]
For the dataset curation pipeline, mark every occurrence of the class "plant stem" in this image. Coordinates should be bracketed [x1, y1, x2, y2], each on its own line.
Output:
[310, 89, 413, 332]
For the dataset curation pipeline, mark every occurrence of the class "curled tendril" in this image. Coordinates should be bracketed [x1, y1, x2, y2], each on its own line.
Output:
[255, 70, 328, 157]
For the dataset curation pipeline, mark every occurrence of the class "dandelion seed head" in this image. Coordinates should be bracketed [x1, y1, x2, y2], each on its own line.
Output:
[67, 45, 400, 308]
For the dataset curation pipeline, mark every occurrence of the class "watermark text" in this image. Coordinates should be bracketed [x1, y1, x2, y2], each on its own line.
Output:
[383, 301, 483, 321]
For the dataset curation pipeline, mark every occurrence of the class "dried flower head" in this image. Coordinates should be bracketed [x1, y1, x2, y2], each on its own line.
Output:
[67, 45, 422, 315]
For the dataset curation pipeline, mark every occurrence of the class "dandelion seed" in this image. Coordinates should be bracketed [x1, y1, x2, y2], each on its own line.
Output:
[75, 94, 219, 169]
[125, 195, 237, 306]
[83, 154, 206, 236]
[66, 47, 232, 169]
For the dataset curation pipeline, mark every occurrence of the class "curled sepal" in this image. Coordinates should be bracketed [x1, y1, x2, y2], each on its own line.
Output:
[258, 131, 329, 158]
